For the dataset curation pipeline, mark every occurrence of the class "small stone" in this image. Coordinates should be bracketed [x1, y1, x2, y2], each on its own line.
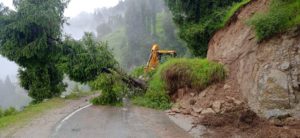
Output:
[280, 62, 290, 71]
[212, 101, 222, 113]
[223, 84, 231, 90]
[201, 108, 215, 114]
[181, 109, 191, 115]
[171, 108, 181, 113]
[264, 109, 290, 119]
[190, 111, 199, 117]
[199, 91, 207, 98]
[168, 112, 176, 116]
[270, 118, 283, 127]
[192, 107, 203, 113]
[190, 92, 196, 97]
[292, 80, 300, 90]
[284, 117, 297, 125]
[189, 99, 196, 105]
[264, 64, 270, 69]
[233, 99, 243, 105]
[165, 110, 172, 113]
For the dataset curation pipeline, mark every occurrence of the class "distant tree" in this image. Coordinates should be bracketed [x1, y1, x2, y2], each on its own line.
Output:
[4, 76, 15, 92]
[96, 23, 112, 39]
[0, 0, 69, 102]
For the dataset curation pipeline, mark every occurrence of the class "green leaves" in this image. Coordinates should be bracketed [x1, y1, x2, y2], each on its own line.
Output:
[0, 0, 68, 102]
[165, 0, 245, 56]
[62, 33, 117, 83]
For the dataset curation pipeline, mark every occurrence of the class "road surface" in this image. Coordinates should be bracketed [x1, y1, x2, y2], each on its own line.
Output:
[4, 97, 191, 138]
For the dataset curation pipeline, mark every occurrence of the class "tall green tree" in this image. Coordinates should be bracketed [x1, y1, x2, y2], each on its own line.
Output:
[165, 0, 242, 56]
[0, 0, 69, 102]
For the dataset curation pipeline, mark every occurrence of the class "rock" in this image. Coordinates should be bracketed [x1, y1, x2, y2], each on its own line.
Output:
[284, 117, 297, 126]
[165, 110, 172, 113]
[199, 91, 207, 98]
[259, 70, 290, 109]
[171, 108, 181, 113]
[264, 109, 290, 119]
[190, 111, 199, 117]
[190, 92, 196, 97]
[168, 112, 176, 116]
[295, 55, 300, 63]
[181, 108, 191, 115]
[270, 118, 284, 127]
[292, 80, 299, 90]
[233, 99, 243, 105]
[212, 101, 222, 113]
[201, 108, 215, 114]
[280, 61, 290, 71]
[192, 107, 203, 113]
[223, 84, 231, 90]
[189, 99, 196, 105]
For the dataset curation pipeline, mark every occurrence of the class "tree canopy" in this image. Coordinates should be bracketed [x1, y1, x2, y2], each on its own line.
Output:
[0, 0, 117, 102]
[165, 0, 243, 56]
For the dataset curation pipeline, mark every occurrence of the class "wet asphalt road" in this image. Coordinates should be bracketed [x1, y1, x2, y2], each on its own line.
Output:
[52, 106, 191, 138]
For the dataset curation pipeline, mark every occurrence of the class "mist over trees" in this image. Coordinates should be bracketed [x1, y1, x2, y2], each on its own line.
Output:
[65, 0, 189, 70]
[0, 76, 31, 110]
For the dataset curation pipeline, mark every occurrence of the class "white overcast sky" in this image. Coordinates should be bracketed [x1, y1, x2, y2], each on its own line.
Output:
[0, 0, 120, 17]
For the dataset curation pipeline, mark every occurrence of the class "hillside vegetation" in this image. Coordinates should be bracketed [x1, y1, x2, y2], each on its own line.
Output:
[133, 58, 226, 110]
[248, 0, 300, 41]
[165, 0, 250, 57]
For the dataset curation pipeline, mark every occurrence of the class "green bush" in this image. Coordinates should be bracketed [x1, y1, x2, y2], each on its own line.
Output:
[132, 91, 171, 110]
[130, 66, 145, 78]
[133, 58, 226, 110]
[90, 74, 125, 106]
[248, 0, 300, 41]
[3, 107, 17, 117]
[0, 108, 3, 118]
[0, 107, 18, 118]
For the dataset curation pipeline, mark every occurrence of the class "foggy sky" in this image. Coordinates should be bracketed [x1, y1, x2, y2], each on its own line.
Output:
[0, 0, 120, 80]
[0, 56, 18, 81]
[0, 0, 120, 17]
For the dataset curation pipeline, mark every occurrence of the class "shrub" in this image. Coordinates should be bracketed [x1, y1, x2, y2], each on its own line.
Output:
[132, 90, 171, 110]
[0, 108, 3, 118]
[3, 107, 17, 117]
[90, 74, 125, 106]
[130, 66, 145, 78]
[248, 0, 300, 41]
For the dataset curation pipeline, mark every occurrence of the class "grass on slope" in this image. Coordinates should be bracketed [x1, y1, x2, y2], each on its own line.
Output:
[0, 98, 65, 130]
[248, 0, 300, 41]
[221, 0, 251, 27]
[133, 58, 226, 110]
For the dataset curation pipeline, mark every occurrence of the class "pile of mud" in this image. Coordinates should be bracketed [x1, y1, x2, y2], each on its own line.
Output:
[167, 80, 300, 137]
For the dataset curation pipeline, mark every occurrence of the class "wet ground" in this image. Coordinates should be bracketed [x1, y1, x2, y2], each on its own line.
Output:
[52, 106, 191, 138]
[3, 96, 191, 138]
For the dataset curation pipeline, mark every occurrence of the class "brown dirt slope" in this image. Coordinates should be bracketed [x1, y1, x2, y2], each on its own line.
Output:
[168, 0, 300, 137]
